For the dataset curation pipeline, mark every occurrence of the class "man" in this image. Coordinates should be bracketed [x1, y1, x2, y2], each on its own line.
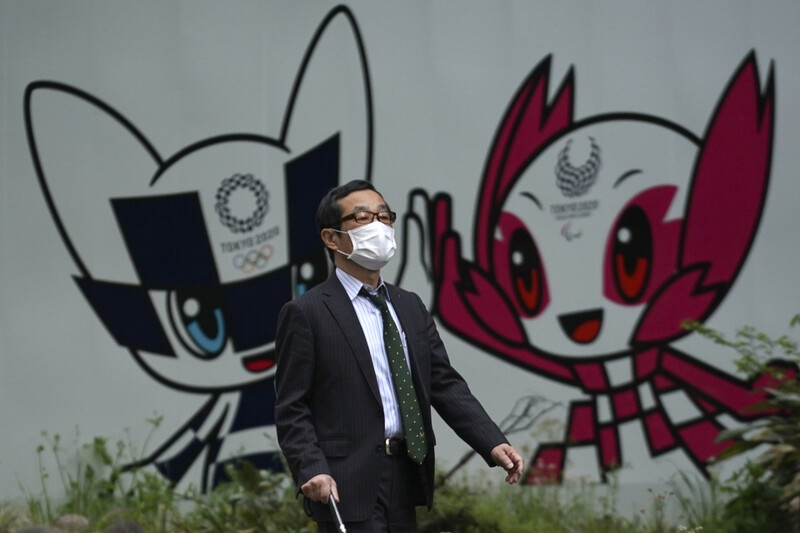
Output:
[275, 179, 524, 532]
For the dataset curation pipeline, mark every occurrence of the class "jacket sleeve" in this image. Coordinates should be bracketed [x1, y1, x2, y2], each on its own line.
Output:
[274, 300, 330, 493]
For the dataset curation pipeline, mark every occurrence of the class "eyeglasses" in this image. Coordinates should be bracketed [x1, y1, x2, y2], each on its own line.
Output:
[339, 210, 397, 225]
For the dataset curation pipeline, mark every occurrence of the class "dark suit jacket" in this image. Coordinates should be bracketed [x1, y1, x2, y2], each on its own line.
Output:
[274, 272, 507, 522]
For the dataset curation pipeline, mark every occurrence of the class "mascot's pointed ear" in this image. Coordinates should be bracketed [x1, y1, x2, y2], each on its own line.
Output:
[279, 6, 373, 183]
[633, 52, 775, 344]
[25, 82, 162, 282]
[476, 56, 573, 268]
[681, 51, 774, 286]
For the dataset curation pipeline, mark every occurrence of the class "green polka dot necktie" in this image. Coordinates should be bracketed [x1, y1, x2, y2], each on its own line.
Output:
[361, 287, 428, 465]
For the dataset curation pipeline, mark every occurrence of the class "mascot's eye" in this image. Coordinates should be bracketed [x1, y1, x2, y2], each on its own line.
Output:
[509, 227, 545, 315]
[611, 205, 653, 302]
[167, 288, 227, 359]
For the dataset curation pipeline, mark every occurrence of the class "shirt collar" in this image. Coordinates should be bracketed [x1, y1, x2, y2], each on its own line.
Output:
[336, 268, 388, 301]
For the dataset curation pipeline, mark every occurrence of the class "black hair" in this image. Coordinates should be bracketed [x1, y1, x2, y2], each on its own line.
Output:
[315, 179, 384, 233]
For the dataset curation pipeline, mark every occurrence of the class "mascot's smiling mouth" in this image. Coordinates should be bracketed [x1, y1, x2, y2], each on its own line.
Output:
[558, 309, 603, 344]
[242, 352, 275, 373]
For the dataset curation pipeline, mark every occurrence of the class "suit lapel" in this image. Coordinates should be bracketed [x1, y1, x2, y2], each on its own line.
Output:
[321, 274, 382, 404]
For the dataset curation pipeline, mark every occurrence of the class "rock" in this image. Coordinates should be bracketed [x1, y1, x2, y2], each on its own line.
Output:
[55, 515, 89, 533]
[9, 514, 33, 530]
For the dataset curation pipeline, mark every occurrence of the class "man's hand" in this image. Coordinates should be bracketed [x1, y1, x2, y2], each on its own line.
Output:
[301, 474, 339, 503]
[491, 443, 525, 484]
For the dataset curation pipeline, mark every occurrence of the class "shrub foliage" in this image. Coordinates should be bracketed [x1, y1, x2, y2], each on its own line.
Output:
[3, 315, 799, 532]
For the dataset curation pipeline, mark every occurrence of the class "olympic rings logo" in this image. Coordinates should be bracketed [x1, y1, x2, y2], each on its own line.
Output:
[233, 244, 273, 273]
[215, 173, 269, 233]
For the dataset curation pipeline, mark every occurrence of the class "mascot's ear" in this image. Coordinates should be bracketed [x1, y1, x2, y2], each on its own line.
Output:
[633, 52, 775, 344]
[279, 6, 373, 184]
[476, 55, 573, 268]
[681, 51, 774, 286]
[25, 82, 161, 282]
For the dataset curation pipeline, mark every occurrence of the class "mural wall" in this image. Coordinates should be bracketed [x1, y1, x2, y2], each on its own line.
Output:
[2, 0, 799, 505]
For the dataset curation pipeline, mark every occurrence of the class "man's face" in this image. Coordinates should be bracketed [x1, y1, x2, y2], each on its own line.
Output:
[334, 188, 391, 254]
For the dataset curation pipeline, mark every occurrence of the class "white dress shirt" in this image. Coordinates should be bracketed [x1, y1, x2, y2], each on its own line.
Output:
[336, 268, 411, 438]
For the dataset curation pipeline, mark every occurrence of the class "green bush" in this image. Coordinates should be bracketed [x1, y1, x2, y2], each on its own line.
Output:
[19, 428, 180, 531]
[14, 311, 800, 533]
[417, 469, 677, 533]
[14, 431, 695, 533]
[688, 315, 800, 533]
[174, 461, 315, 533]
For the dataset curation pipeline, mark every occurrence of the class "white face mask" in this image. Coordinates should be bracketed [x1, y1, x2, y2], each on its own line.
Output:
[334, 221, 397, 270]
